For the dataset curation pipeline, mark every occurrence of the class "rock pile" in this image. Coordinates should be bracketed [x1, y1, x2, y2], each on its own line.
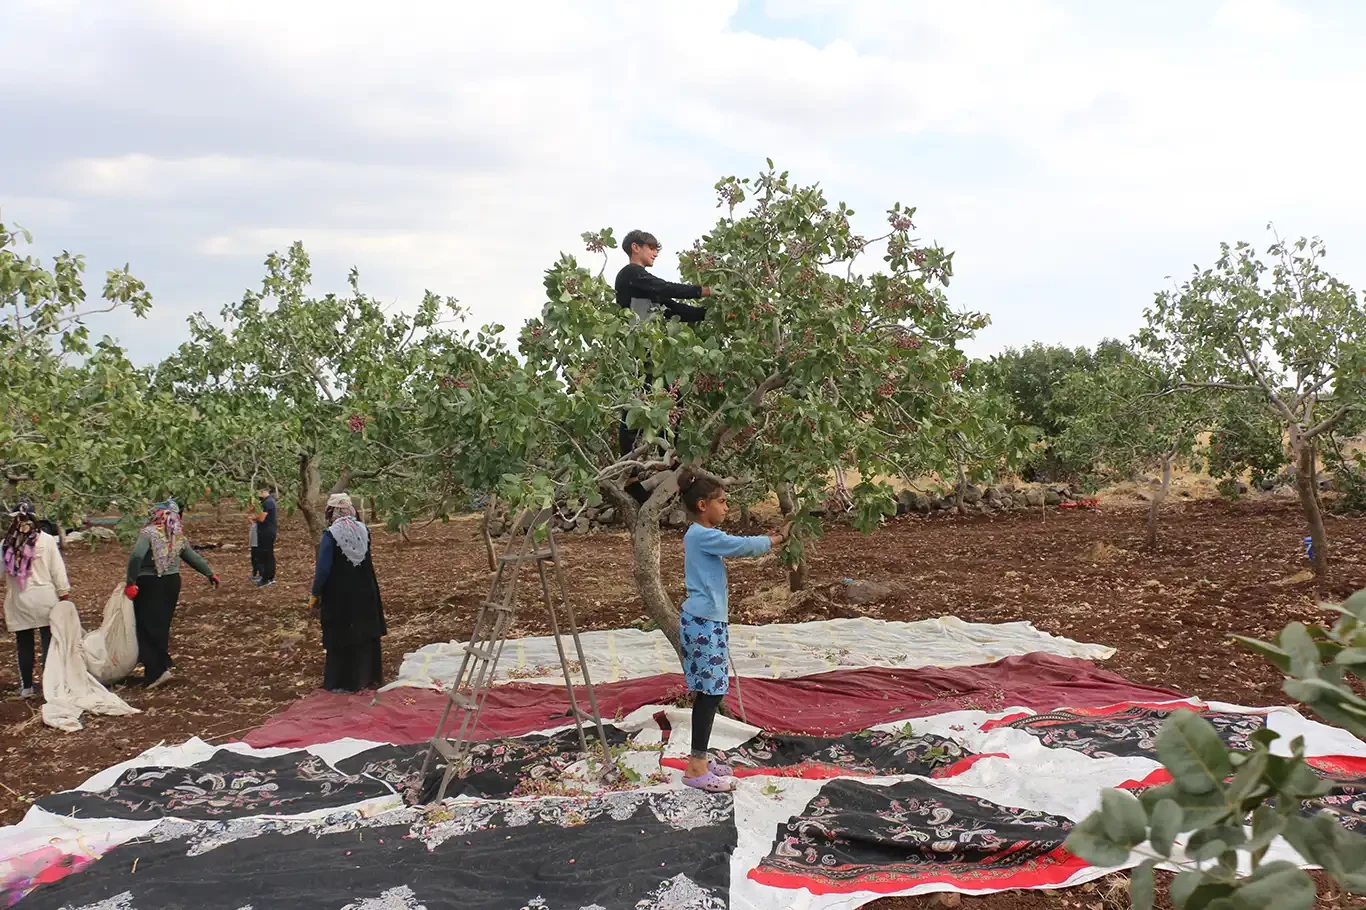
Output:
[893, 482, 1088, 516]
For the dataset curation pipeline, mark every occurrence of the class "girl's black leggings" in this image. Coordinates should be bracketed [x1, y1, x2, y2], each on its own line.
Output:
[15, 627, 52, 689]
[691, 693, 724, 759]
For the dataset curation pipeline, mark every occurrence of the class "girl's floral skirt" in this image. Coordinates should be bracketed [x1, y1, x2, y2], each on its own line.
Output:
[679, 611, 730, 696]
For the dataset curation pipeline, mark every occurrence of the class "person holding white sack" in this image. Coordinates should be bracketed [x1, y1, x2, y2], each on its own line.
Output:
[2, 500, 72, 698]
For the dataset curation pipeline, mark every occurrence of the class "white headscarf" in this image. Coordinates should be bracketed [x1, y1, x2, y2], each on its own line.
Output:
[325, 493, 370, 567]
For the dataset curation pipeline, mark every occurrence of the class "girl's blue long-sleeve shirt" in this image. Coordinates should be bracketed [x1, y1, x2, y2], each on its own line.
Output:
[680, 523, 772, 624]
[310, 530, 336, 597]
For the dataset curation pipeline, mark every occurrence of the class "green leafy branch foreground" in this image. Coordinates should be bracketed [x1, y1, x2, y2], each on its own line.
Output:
[1067, 589, 1366, 908]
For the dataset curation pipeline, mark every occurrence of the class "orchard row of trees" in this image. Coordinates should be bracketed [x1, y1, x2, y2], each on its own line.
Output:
[984, 233, 1366, 573]
[5, 168, 1366, 640]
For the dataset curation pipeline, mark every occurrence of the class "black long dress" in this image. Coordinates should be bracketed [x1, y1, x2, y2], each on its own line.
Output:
[315, 533, 386, 692]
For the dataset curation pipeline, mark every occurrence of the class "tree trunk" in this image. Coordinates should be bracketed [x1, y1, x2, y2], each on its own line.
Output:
[1145, 455, 1172, 549]
[298, 453, 323, 548]
[776, 484, 807, 591]
[738, 503, 752, 533]
[1295, 436, 1330, 577]
[630, 511, 683, 655]
[776, 484, 796, 517]
[481, 499, 498, 572]
[954, 462, 967, 516]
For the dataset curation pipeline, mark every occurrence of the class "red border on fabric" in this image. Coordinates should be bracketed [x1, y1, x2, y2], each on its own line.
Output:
[1309, 755, 1366, 776]
[746, 845, 1094, 895]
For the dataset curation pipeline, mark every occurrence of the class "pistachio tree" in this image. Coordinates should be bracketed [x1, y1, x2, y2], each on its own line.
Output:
[1053, 342, 1221, 547]
[155, 243, 463, 545]
[492, 165, 986, 654]
[0, 215, 172, 526]
[1140, 232, 1366, 577]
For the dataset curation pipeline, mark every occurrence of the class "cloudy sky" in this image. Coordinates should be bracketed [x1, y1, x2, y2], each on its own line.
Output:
[3, 0, 1364, 365]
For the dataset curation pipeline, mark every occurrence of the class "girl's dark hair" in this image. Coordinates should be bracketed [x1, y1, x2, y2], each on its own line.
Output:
[677, 469, 723, 513]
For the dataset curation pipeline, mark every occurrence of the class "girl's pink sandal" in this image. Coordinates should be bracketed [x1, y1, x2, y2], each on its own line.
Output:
[709, 759, 734, 777]
[682, 771, 735, 793]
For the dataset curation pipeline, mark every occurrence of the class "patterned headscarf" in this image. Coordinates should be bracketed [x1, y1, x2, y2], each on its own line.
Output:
[325, 493, 369, 567]
[2, 501, 40, 590]
[139, 500, 184, 576]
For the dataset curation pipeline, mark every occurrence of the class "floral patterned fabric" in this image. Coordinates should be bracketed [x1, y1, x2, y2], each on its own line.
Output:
[751, 778, 1082, 894]
[708, 727, 973, 779]
[22, 791, 735, 910]
[998, 706, 1266, 759]
[36, 751, 390, 821]
[337, 726, 630, 800]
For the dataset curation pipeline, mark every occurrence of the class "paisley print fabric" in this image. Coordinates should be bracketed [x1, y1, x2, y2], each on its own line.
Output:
[751, 778, 1081, 894]
[21, 791, 734, 910]
[37, 751, 390, 821]
[998, 706, 1265, 759]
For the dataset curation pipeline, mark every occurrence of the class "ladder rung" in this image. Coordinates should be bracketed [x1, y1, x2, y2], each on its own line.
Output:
[465, 644, 495, 660]
[482, 600, 516, 612]
[430, 737, 460, 760]
[448, 691, 475, 710]
[570, 706, 600, 722]
[499, 549, 553, 564]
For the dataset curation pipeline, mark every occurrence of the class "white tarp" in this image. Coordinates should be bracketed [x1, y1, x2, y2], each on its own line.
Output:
[40, 596, 139, 733]
[384, 616, 1117, 691]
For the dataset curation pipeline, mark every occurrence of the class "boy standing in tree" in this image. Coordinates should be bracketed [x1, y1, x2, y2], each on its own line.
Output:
[615, 230, 712, 327]
[615, 231, 715, 499]
[251, 488, 278, 587]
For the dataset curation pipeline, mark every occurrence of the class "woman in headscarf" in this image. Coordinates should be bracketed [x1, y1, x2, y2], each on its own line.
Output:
[3, 501, 71, 697]
[309, 493, 386, 693]
[124, 501, 219, 688]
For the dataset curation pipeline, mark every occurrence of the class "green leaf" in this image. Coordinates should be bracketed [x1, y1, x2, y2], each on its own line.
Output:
[1130, 859, 1157, 910]
[1063, 814, 1132, 867]
[1157, 710, 1233, 796]
[1187, 824, 1245, 862]
[1171, 869, 1234, 908]
[1231, 635, 1292, 673]
[1230, 862, 1316, 910]
[1342, 589, 1366, 622]
[1334, 647, 1366, 667]
[1148, 799, 1184, 858]
[1099, 788, 1148, 848]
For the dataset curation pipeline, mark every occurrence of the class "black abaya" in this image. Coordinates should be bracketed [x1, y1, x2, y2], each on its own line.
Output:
[317, 541, 386, 692]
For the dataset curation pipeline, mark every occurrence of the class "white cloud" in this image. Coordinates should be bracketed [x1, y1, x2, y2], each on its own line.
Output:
[2, 0, 1365, 363]
[1212, 0, 1307, 37]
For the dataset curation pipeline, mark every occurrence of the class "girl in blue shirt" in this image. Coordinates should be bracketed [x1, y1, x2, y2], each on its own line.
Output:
[676, 471, 788, 793]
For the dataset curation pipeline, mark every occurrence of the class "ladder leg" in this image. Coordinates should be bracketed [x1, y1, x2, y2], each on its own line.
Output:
[547, 529, 617, 773]
[537, 556, 590, 755]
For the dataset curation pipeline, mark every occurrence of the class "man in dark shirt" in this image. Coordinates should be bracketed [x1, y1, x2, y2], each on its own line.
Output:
[252, 488, 278, 587]
[614, 230, 711, 324]
[614, 231, 714, 500]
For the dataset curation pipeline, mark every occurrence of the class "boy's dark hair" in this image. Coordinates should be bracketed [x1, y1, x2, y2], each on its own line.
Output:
[677, 469, 723, 513]
[622, 230, 660, 256]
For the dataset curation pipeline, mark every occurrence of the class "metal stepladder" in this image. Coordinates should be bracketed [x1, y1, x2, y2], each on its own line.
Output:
[417, 508, 617, 803]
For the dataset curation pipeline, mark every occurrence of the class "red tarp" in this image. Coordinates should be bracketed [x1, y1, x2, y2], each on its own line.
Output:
[243, 652, 1187, 749]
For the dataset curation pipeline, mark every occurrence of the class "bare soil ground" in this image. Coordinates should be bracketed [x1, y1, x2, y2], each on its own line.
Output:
[3, 499, 1364, 909]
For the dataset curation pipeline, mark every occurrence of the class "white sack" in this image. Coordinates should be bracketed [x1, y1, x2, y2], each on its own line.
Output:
[41, 599, 140, 733]
[82, 585, 139, 684]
